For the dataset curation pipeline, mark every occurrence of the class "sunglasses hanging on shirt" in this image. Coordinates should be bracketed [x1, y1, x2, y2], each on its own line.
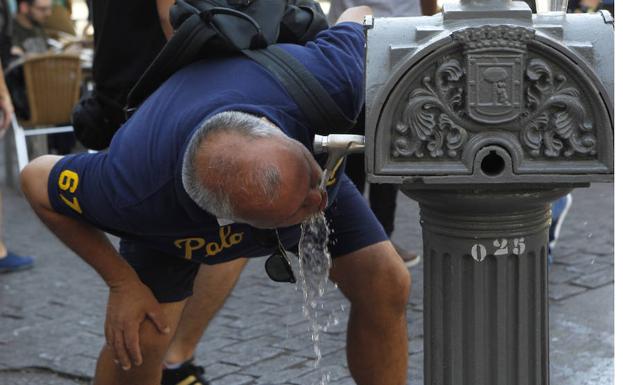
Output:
[253, 228, 296, 283]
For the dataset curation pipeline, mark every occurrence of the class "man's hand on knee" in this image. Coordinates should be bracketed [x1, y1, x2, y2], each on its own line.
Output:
[105, 277, 170, 370]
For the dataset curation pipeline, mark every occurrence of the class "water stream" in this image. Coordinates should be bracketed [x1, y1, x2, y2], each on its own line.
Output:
[297, 212, 335, 385]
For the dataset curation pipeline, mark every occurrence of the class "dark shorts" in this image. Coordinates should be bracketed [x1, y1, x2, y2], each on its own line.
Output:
[120, 177, 388, 303]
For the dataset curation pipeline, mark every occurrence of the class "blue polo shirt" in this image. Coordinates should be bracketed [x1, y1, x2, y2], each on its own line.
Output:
[48, 22, 365, 265]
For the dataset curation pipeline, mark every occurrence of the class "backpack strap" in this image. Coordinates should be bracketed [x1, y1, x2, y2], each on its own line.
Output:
[126, 13, 218, 117]
[242, 45, 355, 135]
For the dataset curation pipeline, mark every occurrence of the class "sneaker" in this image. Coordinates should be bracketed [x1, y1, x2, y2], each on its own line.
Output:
[162, 360, 210, 385]
[548, 194, 573, 265]
[0, 251, 34, 273]
[393, 243, 421, 269]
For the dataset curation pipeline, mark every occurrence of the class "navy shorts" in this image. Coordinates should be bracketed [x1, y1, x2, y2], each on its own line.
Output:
[120, 177, 388, 303]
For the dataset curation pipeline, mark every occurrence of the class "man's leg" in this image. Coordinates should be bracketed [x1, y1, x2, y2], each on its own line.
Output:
[369, 183, 420, 267]
[329, 241, 411, 385]
[164, 258, 248, 364]
[94, 300, 188, 385]
[369, 183, 398, 235]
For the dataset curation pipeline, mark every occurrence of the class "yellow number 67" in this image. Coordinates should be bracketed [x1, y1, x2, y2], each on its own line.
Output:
[58, 170, 82, 214]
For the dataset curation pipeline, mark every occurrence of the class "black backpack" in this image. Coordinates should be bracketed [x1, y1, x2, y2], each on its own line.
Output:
[127, 0, 354, 134]
[74, 0, 354, 149]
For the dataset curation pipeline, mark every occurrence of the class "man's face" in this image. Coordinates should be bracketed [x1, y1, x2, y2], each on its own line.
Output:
[26, 0, 52, 25]
[232, 140, 328, 229]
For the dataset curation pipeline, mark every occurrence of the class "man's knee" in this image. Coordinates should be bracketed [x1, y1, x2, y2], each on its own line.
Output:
[367, 256, 411, 312]
[96, 323, 172, 385]
[332, 242, 412, 313]
[138, 319, 175, 361]
[109, 320, 174, 367]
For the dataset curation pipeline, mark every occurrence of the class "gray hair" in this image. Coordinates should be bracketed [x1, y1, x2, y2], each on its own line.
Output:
[182, 111, 285, 220]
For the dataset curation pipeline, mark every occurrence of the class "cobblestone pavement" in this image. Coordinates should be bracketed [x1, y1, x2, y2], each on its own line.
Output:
[0, 171, 613, 384]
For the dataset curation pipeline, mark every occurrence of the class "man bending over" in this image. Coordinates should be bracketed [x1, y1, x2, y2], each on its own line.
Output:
[20, 6, 411, 385]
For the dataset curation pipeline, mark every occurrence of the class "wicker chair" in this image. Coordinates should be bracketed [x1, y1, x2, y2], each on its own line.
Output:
[11, 52, 82, 171]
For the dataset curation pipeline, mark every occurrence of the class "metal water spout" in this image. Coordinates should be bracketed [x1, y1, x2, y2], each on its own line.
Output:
[313, 134, 365, 189]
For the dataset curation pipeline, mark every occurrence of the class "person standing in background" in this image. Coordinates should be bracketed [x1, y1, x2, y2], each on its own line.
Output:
[71, 0, 171, 150]
[330, 0, 437, 268]
[0, 0, 34, 272]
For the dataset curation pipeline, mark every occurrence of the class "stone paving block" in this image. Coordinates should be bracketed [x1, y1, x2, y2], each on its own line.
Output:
[548, 266, 583, 284]
[202, 315, 240, 330]
[241, 335, 285, 351]
[221, 302, 275, 317]
[407, 317, 424, 339]
[410, 351, 425, 382]
[0, 314, 28, 336]
[409, 337, 424, 354]
[315, 348, 347, 369]
[277, 320, 315, 337]
[210, 373, 256, 385]
[549, 285, 613, 385]
[239, 354, 308, 377]
[49, 353, 97, 379]
[570, 268, 614, 289]
[193, 348, 232, 368]
[202, 324, 247, 340]
[279, 336, 322, 354]
[0, 370, 88, 385]
[231, 324, 282, 341]
[267, 310, 309, 326]
[331, 376, 357, 385]
[203, 362, 240, 380]
[220, 345, 284, 366]
[549, 283, 588, 301]
[33, 302, 79, 321]
[321, 317, 349, 336]
[255, 366, 316, 384]
[577, 241, 614, 257]
[289, 364, 350, 385]
[227, 313, 284, 329]
[291, 338, 345, 359]
[554, 253, 601, 266]
[565, 259, 612, 275]
[199, 335, 250, 350]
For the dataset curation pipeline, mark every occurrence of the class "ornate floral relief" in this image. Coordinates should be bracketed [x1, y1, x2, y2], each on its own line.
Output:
[521, 59, 597, 157]
[392, 59, 468, 159]
[390, 25, 598, 161]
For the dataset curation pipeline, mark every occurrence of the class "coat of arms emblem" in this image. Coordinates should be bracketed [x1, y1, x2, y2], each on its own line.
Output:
[454, 26, 535, 124]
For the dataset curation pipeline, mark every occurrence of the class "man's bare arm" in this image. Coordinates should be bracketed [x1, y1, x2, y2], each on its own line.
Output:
[156, 0, 175, 40]
[336, 5, 373, 25]
[20, 156, 170, 370]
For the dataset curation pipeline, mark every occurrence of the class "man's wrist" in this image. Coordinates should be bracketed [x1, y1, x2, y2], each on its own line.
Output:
[104, 265, 140, 289]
